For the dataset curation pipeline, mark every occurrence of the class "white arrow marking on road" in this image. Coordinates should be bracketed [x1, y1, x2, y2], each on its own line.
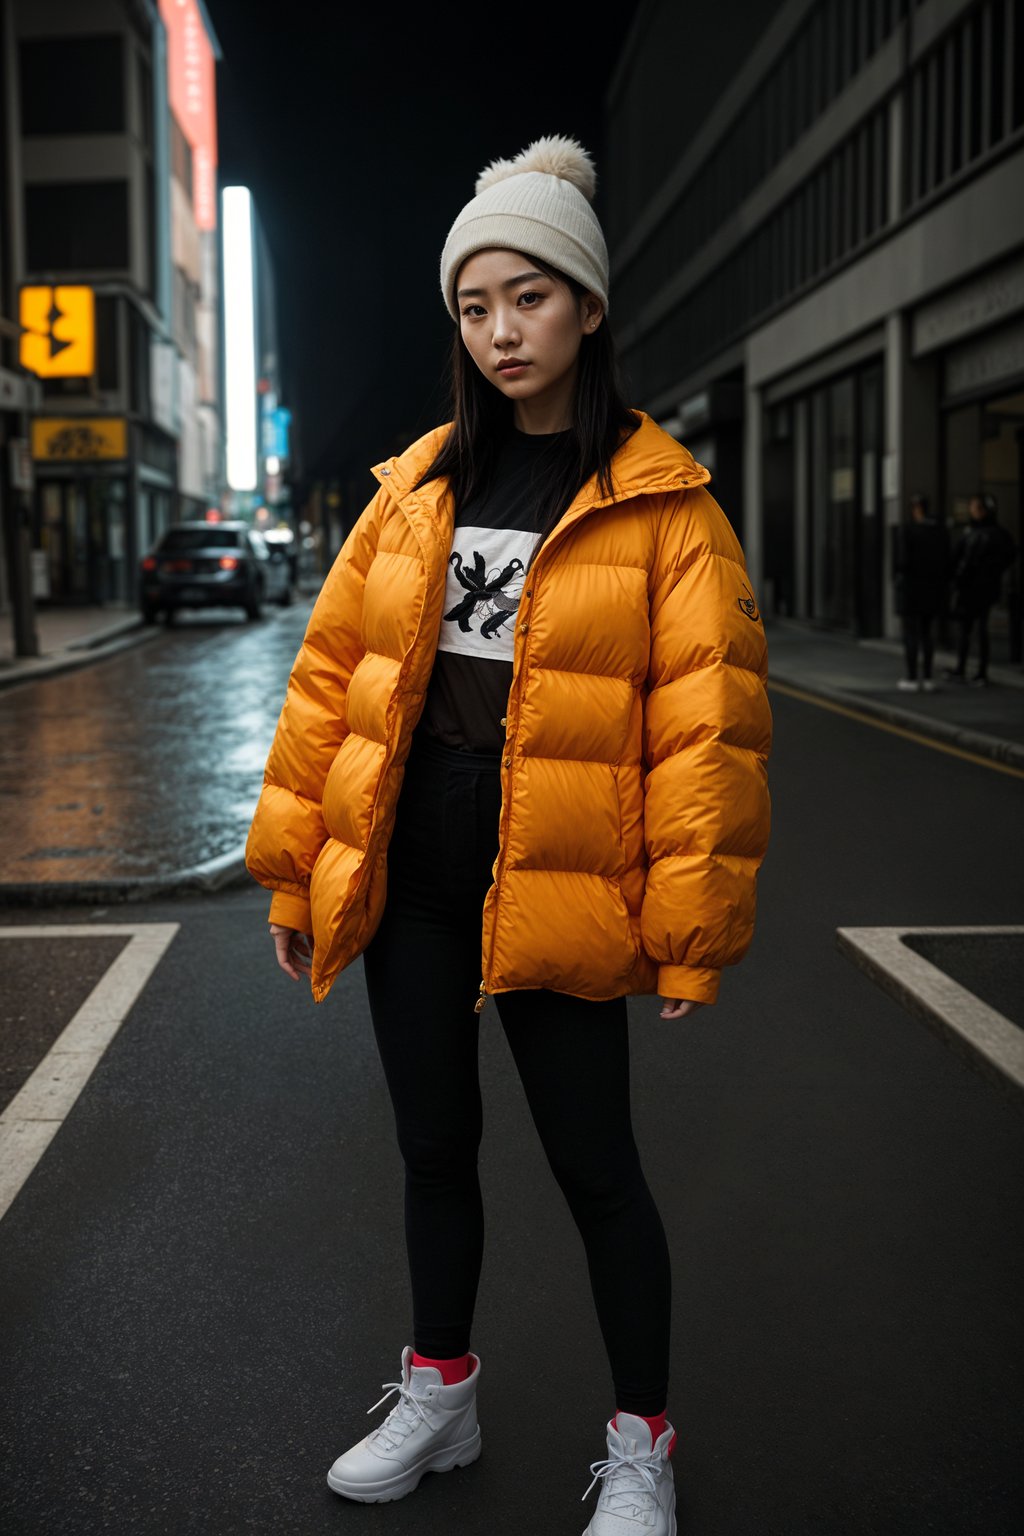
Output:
[0, 923, 179, 1222]
[835, 925, 1024, 1101]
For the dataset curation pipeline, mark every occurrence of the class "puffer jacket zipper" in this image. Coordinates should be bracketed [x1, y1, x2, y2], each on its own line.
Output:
[472, 505, 593, 1015]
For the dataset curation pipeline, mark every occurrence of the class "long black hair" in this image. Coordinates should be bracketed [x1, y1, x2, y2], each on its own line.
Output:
[412, 254, 640, 573]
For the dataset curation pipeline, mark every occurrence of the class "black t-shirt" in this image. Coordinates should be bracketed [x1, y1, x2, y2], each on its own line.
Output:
[419, 424, 576, 755]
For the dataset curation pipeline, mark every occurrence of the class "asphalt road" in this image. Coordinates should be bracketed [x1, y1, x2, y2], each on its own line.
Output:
[1, 621, 1022, 1534]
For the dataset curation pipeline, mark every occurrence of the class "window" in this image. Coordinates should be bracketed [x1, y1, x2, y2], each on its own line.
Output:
[949, 34, 963, 175]
[170, 114, 194, 198]
[136, 51, 153, 152]
[160, 528, 242, 552]
[144, 163, 156, 299]
[96, 295, 118, 391]
[1014, 0, 1024, 130]
[990, 0, 1006, 145]
[25, 181, 130, 270]
[128, 306, 151, 417]
[20, 36, 124, 135]
[967, 9, 983, 160]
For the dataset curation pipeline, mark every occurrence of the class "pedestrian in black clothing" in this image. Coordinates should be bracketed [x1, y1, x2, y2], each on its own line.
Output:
[944, 492, 1017, 687]
[893, 493, 950, 692]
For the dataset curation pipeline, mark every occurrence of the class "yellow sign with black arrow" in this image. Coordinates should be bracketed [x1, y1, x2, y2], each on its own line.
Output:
[19, 285, 95, 378]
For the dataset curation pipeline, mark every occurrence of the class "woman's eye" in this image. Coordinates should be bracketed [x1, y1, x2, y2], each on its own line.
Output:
[462, 305, 485, 318]
[519, 291, 540, 305]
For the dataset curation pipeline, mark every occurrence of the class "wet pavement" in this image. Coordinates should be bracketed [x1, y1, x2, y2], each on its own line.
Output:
[0, 605, 312, 887]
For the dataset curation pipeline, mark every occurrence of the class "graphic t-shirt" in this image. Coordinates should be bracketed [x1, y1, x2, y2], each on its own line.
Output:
[419, 424, 577, 755]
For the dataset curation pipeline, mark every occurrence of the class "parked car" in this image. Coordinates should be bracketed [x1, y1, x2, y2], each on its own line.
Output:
[138, 522, 293, 623]
[262, 526, 300, 586]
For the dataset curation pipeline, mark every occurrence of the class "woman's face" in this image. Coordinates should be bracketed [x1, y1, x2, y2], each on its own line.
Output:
[455, 247, 603, 430]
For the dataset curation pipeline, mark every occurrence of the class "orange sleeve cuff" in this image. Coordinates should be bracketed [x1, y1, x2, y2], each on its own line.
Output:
[268, 889, 313, 933]
[657, 964, 721, 1006]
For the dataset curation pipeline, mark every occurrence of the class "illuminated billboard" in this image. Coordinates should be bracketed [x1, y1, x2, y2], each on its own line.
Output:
[160, 0, 218, 231]
[222, 186, 257, 492]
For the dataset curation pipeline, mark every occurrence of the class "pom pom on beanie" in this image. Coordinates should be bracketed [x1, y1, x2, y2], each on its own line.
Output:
[440, 134, 609, 321]
[474, 135, 598, 200]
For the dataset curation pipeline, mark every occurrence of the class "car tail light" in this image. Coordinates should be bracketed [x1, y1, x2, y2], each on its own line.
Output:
[141, 556, 157, 571]
[218, 556, 240, 570]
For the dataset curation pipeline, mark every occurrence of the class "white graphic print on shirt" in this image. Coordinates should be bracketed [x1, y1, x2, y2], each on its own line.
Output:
[437, 525, 535, 662]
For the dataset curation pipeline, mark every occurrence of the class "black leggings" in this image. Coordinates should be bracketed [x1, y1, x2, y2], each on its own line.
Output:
[361, 729, 672, 1416]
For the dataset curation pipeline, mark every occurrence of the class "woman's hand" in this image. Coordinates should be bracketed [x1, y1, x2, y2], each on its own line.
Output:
[659, 998, 704, 1020]
[269, 922, 314, 981]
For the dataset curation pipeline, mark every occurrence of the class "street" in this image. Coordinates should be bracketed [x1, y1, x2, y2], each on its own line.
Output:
[1, 607, 1023, 1535]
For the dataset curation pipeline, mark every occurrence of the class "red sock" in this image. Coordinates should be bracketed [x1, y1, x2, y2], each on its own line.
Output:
[411, 1350, 471, 1385]
[615, 1409, 676, 1459]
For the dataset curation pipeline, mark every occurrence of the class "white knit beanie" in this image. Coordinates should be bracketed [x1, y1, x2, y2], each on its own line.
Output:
[439, 135, 610, 322]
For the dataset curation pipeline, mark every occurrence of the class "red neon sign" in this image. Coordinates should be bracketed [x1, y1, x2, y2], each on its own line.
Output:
[160, 0, 218, 231]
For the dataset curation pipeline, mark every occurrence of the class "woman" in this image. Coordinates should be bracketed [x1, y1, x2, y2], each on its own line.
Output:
[245, 135, 772, 1535]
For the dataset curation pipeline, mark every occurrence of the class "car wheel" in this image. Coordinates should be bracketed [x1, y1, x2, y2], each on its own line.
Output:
[277, 583, 294, 607]
[245, 581, 263, 621]
[165, 605, 178, 626]
[141, 603, 158, 625]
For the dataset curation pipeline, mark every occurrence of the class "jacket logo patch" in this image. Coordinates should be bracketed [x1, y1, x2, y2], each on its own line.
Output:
[737, 583, 760, 622]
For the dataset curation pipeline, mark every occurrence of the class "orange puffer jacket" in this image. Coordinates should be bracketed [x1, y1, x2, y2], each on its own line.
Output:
[245, 410, 772, 1011]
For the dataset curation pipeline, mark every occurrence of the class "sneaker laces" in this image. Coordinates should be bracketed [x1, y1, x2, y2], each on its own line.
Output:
[582, 1442, 663, 1516]
[364, 1378, 434, 1453]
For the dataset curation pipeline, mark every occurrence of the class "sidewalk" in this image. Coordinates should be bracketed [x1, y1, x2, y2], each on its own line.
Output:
[765, 617, 1024, 770]
[0, 603, 155, 690]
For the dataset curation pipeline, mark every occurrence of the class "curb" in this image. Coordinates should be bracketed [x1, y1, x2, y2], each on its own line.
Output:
[0, 622, 157, 693]
[768, 668, 1024, 772]
[0, 846, 252, 908]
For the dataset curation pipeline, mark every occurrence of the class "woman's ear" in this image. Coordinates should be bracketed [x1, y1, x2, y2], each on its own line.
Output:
[580, 293, 605, 334]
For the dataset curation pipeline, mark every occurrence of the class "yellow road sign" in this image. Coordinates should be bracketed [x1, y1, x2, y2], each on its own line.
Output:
[20, 286, 95, 378]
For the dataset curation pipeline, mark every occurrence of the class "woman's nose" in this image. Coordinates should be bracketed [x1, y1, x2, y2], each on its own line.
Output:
[492, 309, 520, 346]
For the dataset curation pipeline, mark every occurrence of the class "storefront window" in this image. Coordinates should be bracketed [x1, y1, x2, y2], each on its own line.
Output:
[944, 389, 1024, 661]
[801, 362, 885, 634]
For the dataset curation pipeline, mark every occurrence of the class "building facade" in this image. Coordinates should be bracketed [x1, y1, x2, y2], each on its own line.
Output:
[606, 0, 1024, 654]
[0, 0, 223, 613]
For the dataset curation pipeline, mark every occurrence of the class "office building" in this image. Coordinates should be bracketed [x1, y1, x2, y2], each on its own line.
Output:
[607, 0, 1023, 650]
[0, 0, 223, 609]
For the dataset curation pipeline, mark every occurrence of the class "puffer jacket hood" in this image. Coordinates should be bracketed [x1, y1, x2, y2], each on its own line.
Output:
[246, 409, 772, 1010]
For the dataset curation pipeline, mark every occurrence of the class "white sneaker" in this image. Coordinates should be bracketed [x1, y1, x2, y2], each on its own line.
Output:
[326, 1346, 482, 1502]
[896, 678, 920, 691]
[581, 1412, 677, 1534]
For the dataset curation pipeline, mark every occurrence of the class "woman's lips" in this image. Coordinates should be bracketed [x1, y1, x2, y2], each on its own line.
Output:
[497, 363, 530, 377]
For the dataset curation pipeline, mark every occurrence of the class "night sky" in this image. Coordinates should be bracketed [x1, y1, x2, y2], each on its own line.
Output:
[208, 2, 640, 499]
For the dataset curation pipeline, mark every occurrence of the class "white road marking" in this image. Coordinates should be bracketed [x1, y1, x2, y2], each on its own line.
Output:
[0, 923, 179, 1222]
[836, 925, 1024, 1100]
